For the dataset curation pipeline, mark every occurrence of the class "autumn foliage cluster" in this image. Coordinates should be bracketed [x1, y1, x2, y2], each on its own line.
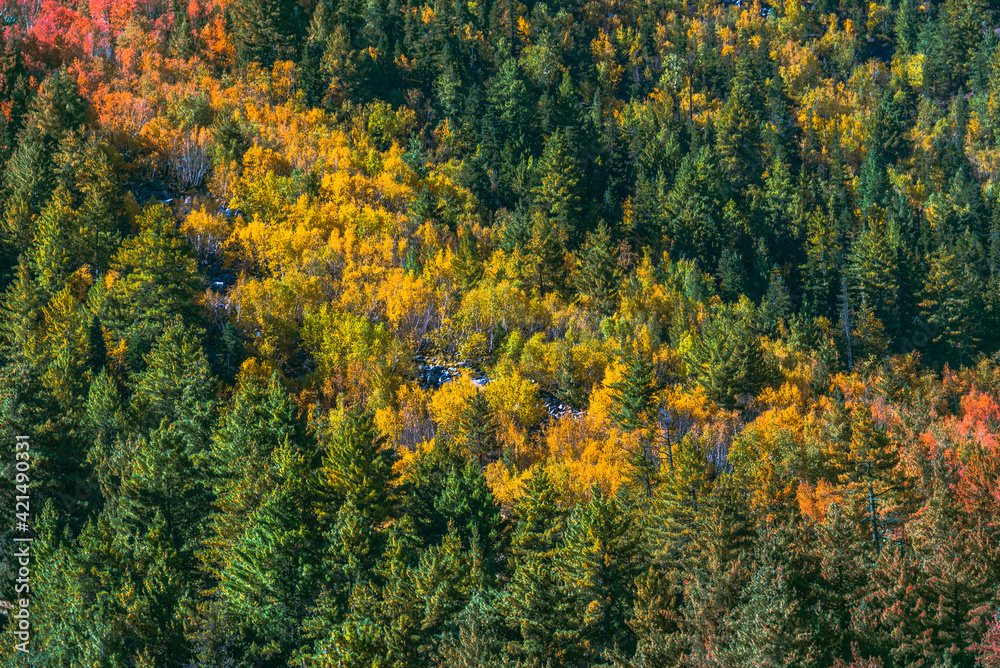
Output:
[1, 0, 1000, 665]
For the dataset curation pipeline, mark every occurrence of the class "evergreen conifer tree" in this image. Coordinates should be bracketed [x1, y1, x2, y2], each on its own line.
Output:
[662, 146, 725, 261]
[231, 0, 303, 67]
[105, 203, 203, 370]
[505, 493, 571, 663]
[457, 390, 500, 465]
[454, 224, 484, 292]
[716, 57, 764, 188]
[526, 208, 569, 294]
[3, 69, 85, 253]
[610, 344, 662, 496]
[433, 461, 507, 579]
[532, 129, 584, 245]
[573, 221, 621, 316]
[685, 299, 777, 408]
[560, 491, 645, 661]
[824, 405, 913, 553]
[321, 403, 398, 525]
[920, 239, 983, 365]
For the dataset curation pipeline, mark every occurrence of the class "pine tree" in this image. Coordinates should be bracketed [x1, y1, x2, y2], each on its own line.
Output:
[504, 467, 580, 665]
[456, 390, 500, 466]
[859, 92, 905, 213]
[0, 259, 41, 366]
[29, 187, 77, 298]
[573, 221, 621, 316]
[2, 69, 85, 253]
[649, 431, 716, 568]
[408, 523, 480, 654]
[869, 485, 999, 667]
[0, 33, 31, 171]
[814, 502, 870, 662]
[205, 369, 311, 572]
[214, 476, 328, 664]
[298, 0, 333, 105]
[532, 129, 584, 246]
[399, 445, 453, 547]
[84, 369, 123, 467]
[169, 7, 196, 59]
[685, 299, 777, 409]
[622, 565, 689, 668]
[433, 461, 508, 580]
[0, 273, 94, 523]
[924, 0, 985, 96]
[326, 497, 381, 591]
[510, 466, 565, 570]
[130, 319, 215, 439]
[627, 169, 666, 248]
[231, 0, 303, 67]
[374, 515, 425, 661]
[507, 553, 583, 666]
[758, 265, 793, 337]
[859, 487, 996, 668]
[753, 152, 801, 273]
[436, 45, 463, 120]
[610, 345, 658, 433]
[716, 57, 764, 188]
[454, 224, 484, 292]
[38, 282, 92, 413]
[678, 479, 754, 666]
[987, 209, 1000, 352]
[920, 239, 983, 365]
[526, 208, 569, 294]
[305, 580, 390, 666]
[28, 506, 191, 665]
[715, 247, 747, 302]
[560, 491, 645, 661]
[849, 289, 889, 362]
[825, 405, 913, 553]
[485, 43, 531, 152]
[801, 208, 844, 319]
[848, 216, 900, 340]
[610, 344, 662, 496]
[857, 150, 889, 215]
[662, 146, 725, 261]
[52, 133, 126, 270]
[106, 203, 203, 370]
[717, 563, 819, 667]
[436, 592, 514, 667]
[320, 403, 398, 525]
[894, 0, 917, 55]
[115, 425, 213, 570]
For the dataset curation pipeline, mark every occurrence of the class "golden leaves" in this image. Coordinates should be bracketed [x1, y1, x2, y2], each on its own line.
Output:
[181, 207, 231, 259]
[591, 30, 623, 90]
[517, 16, 532, 42]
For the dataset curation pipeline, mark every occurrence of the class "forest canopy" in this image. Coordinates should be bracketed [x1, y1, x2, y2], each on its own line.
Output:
[0, 0, 1000, 665]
